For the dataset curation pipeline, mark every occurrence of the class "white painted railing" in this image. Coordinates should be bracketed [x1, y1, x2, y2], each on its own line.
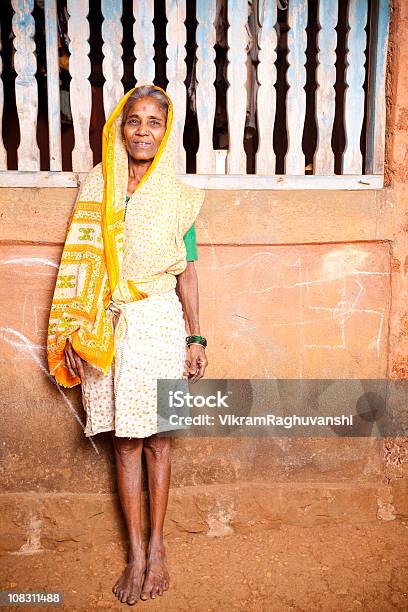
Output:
[1, 0, 390, 189]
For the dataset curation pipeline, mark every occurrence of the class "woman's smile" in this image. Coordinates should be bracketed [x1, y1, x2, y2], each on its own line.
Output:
[132, 140, 153, 148]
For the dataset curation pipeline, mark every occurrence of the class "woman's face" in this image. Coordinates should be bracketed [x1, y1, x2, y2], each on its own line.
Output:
[122, 96, 167, 162]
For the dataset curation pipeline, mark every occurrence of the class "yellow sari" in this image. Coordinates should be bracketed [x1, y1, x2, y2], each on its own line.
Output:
[47, 85, 205, 388]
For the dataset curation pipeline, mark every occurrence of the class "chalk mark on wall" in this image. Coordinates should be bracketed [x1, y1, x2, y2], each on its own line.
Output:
[0, 254, 101, 450]
[199, 247, 389, 376]
[0, 246, 390, 428]
[0, 257, 59, 268]
[0, 328, 99, 455]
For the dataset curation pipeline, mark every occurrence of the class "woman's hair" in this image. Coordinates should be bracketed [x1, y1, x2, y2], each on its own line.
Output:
[121, 86, 169, 128]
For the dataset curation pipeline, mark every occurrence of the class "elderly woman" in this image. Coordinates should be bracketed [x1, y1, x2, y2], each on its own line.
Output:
[47, 84, 208, 605]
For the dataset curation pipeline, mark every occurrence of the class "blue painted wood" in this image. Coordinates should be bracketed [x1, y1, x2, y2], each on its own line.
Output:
[226, 0, 248, 174]
[6, 0, 388, 181]
[0, 24, 7, 169]
[285, 0, 308, 174]
[343, 0, 368, 174]
[166, 0, 187, 173]
[314, 0, 338, 175]
[44, 0, 62, 171]
[196, 0, 217, 173]
[134, 0, 155, 84]
[67, 0, 93, 171]
[101, 0, 123, 119]
[11, 0, 40, 171]
[256, 0, 277, 174]
[365, 0, 390, 174]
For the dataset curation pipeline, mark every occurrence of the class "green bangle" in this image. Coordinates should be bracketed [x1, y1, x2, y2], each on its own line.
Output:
[186, 335, 207, 348]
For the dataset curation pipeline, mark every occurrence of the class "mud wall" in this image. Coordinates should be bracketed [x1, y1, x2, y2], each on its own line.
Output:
[0, 0, 407, 552]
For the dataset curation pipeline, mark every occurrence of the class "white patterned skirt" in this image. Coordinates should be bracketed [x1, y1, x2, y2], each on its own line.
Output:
[81, 289, 187, 438]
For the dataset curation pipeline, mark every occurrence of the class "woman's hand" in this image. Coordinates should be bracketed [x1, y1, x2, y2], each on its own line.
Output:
[183, 344, 208, 383]
[64, 337, 85, 380]
[176, 262, 207, 382]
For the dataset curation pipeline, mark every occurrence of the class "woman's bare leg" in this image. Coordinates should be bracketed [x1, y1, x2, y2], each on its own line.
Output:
[140, 434, 171, 599]
[111, 434, 146, 605]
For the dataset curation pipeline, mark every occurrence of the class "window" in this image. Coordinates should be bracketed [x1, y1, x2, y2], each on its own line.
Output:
[0, 0, 389, 189]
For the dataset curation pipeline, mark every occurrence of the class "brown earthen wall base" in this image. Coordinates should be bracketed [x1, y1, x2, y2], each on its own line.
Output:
[1, 184, 407, 550]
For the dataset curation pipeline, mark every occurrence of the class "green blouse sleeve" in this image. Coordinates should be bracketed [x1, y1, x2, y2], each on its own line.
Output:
[183, 223, 198, 261]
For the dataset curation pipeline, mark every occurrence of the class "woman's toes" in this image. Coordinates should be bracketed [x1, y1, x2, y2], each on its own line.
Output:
[113, 580, 122, 595]
[127, 594, 139, 605]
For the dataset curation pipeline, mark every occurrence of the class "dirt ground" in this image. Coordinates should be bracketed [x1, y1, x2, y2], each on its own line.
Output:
[1, 520, 408, 611]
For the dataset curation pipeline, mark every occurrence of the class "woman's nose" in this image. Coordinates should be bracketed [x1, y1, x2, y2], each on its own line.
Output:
[136, 123, 150, 134]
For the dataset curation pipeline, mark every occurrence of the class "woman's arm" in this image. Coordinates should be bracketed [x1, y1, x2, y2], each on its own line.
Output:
[176, 261, 208, 382]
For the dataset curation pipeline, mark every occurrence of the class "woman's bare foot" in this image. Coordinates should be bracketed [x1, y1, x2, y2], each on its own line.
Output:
[140, 543, 170, 600]
[112, 547, 146, 605]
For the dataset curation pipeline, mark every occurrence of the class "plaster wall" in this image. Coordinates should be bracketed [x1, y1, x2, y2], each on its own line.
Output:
[1, 0, 407, 549]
